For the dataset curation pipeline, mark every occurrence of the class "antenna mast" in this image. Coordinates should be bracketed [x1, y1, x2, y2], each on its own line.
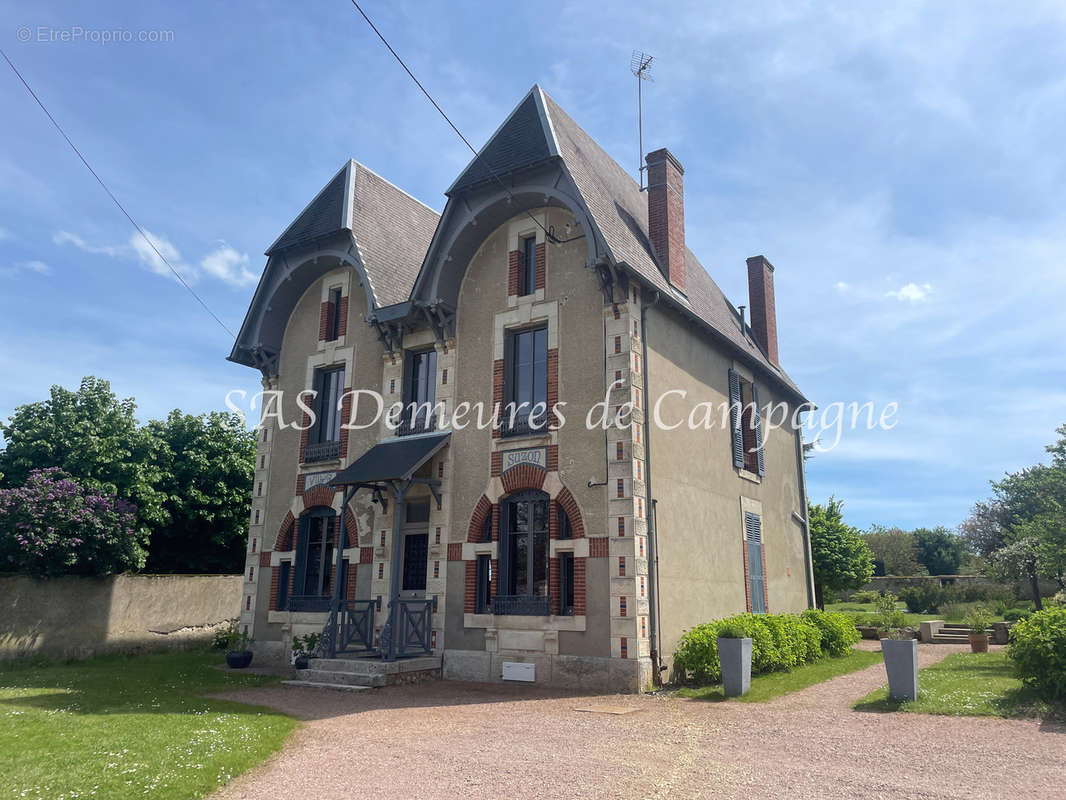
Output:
[631, 50, 654, 191]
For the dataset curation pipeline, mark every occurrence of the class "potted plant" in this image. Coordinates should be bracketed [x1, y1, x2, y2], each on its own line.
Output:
[966, 607, 993, 653]
[220, 624, 255, 669]
[881, 628, 918, 701]
[717, 621, 752, 697]
[291, 633, 320, 670]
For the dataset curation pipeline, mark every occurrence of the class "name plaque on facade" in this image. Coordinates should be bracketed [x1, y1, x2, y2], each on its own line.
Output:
[303, 470, 336, 490]
[501, 447, 547, 473]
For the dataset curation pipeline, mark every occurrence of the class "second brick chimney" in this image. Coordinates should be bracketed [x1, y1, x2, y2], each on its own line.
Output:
[645, 148, 686, 291]
[746, 255, 778, 366]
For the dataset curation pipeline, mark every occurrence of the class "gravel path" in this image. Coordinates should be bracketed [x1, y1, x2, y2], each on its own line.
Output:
[211, 643, 1065, 800]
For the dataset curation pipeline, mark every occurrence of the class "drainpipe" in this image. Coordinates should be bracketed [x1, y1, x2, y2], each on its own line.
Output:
[794, 424, 816, 609]
[640, 289, 663, 685]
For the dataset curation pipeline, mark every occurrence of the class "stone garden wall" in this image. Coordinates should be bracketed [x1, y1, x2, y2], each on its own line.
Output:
[0, 573, 242, 660]
[848, 574, 1058, 600]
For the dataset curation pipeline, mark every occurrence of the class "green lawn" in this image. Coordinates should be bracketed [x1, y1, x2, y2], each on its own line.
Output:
[0, 649, 297, 800]
[824, 601, 944, 628]
[854, 651, 1065, 720]
[677, 649, 883, 702]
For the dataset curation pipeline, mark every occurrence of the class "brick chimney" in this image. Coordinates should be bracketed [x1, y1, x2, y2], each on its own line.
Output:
[645, 148, 685, 290]
[746, 255, 778, 365]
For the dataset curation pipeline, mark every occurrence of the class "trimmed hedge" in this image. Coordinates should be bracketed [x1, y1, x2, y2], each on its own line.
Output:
[1007, 607, 1066, 699]
[673, 609, 859, 684]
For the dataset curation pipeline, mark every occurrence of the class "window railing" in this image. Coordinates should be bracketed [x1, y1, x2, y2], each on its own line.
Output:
[304, 440, 340, 463]
[500, 415, 552, 438]
[287, 595, 333, 613]
[397, 412, 436, 437]
[492, 594, 552, 616]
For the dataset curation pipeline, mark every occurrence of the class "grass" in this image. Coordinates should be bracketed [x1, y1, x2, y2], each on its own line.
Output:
[676, 649, 883, 703]
[0, 648, 297, 800]
[853, 651, 1065, 720]
[824, 601, 944, 628]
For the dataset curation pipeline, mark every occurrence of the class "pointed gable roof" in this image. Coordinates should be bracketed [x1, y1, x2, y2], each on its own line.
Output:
[447, 90, 558, 195]
[265, 162, 350, 256]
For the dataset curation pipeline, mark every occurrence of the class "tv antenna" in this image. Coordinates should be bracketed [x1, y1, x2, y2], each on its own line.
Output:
[631, 50, 654, 190]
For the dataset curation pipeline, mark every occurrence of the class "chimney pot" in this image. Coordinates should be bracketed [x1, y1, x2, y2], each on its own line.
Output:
[746, 255, 778, 365]
[645, 148, 685, 290]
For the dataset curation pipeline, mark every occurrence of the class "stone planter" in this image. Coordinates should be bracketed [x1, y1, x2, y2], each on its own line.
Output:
[226, 650, 253, 669]
[881, 638, 917, 701]
[718, 637, 752, 697]
[969, 633, 989, 653]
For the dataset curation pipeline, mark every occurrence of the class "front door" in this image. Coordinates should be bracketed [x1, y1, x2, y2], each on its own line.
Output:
[399, 500, 430, 599]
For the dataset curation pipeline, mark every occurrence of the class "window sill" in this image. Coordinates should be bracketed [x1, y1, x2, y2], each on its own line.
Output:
[463, 612, 586, 632]
[737, 468, 762, 484]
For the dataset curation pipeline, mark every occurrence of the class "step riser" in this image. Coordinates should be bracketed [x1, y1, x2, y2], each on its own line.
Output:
[299, 669, 386, 687]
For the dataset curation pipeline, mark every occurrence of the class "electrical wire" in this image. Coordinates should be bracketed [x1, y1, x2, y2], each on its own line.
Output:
[348, 0, 561, 244]
[1, 48, 236, 339]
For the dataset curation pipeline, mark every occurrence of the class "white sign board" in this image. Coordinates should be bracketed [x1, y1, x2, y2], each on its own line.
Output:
[501, 447, 547, 473]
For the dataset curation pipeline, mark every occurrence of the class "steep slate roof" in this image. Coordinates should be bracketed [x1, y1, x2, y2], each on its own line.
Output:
[540, 89, 803, 398]
[265, 160, 439, 308]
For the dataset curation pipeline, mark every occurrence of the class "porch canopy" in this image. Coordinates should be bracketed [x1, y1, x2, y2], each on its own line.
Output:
[324, 430, 450, 662]
[329, 430, 451, 488]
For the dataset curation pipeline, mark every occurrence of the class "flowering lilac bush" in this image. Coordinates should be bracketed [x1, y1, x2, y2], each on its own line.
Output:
[0, 468, 146, 577]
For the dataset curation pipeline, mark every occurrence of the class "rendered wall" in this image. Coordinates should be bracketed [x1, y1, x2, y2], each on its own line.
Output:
[0, 574, 242, 660]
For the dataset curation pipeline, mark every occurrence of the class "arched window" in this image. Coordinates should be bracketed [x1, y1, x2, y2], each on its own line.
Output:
[291, 506, 339, 611]
[497, 490, 550, 615]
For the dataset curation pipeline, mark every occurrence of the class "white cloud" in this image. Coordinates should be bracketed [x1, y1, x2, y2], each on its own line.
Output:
[886, 282, 933, 302]
[22, 260, 52, 275]
[834, 281, 849, 293]
[200, 244, 258, 287]
[53, 229, 256, 288]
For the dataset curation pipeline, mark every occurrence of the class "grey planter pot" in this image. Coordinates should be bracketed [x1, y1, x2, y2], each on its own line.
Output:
[881, 638, 918, 701]
[718, 637, 752, 697]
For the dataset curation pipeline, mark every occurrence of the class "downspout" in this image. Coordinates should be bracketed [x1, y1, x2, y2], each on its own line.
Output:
[640, 289, 663, 686]
[794, 424, 816, 609]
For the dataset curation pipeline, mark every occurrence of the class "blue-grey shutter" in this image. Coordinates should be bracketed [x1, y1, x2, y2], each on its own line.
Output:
[339, 559, 349, 601]
[277, 561, 290, 610]
[728, 369, 744, 468]
[745, 512, 766, 613]
[751, 383, 765, 476]
[292, 516, 310, 596]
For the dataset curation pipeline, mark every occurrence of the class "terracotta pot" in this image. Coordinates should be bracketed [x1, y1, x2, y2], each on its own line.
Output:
[969, 633, 989, 653]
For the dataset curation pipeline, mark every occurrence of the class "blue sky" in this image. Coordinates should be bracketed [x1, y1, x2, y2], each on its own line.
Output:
[1, 1, 1064, 531]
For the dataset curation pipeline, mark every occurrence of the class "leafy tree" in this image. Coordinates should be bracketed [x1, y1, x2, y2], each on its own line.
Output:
[0, 377, 166, 540]
[144, 411, 256, 573]
[808, 497, 874, 609]
[913, 526, 969, 575]
[863, 525, 925, 576]
[961, 424, 1066, 610]
[0, 468, 145, 577]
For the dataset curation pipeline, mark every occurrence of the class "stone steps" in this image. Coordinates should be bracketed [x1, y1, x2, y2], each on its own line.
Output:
[281, 680, 372, 692]
[283, 653, 443, 690]
[297, 668, 384, 687]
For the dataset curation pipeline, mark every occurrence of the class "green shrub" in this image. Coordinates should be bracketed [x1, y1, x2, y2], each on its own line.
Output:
[1007, 608, 1066, 699]
[802, 608, 860, 656]
[941, 601, 983, 621]
[849, 590, 881, 604]
[899, 584, 945, 613]
[966, 607, 994, 635]
[673, 611, 842, 684]
[1003, 608, 1032, 622]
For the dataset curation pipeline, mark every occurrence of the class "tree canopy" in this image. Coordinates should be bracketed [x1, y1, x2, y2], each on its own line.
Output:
[912, 526, 969, 575]
[809, 497, 874, 608]
[862, 525, 926, 576]
[0, 377, 255, 575]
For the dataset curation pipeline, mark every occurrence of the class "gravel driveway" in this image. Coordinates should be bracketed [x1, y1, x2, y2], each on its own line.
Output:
[211, 643, 1064, 800]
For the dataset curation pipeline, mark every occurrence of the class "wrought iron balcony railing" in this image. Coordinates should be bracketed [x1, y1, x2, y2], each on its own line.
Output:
[492, 594, 552, 616]
[303, 440, 340, 463]
[397, 413, 436, 437]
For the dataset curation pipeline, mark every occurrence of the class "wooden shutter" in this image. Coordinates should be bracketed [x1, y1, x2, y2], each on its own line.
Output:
[745, 512, 766, 613]
[751, 383, 765, 476]
[276, 562, 291, 610]
[292, 516, 310, 596]
[728, 369, 744, 468]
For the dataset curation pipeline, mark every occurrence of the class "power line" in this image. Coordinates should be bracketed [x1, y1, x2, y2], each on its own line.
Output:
[0, 48, 236, 339]
[348, 0, 559, 244]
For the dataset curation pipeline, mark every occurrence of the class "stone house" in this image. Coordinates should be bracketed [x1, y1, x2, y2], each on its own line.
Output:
[229, 85, 814, 691]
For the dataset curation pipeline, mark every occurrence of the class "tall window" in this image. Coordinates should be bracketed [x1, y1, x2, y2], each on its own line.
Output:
[497, 490, 550, 614]
[306, 366, 344, 463]
[728, 369, 764, 476]
[558, 552, 575, 616]
[327, 287, 342, 341]
[475, 554, 492, 614]
[519, 235, 537, 296]
[745, 511, 766, 613]
[291, 508, 339, 610]
[504, 326, 548, 436]
[402, 349, 437, 435]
